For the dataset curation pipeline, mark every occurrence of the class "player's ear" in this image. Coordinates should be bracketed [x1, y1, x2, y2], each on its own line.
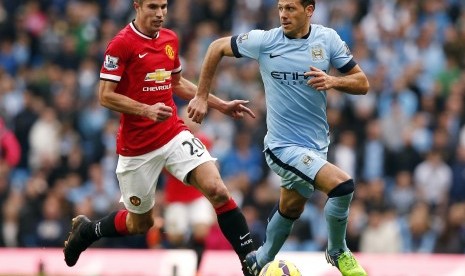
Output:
[133, 0, 140, 10]
[306, 4, 314, 17]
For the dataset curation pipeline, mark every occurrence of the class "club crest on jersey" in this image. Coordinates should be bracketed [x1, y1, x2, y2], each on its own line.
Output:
[311, 46, 325, 62]
[165, 45, 175, 60]
[145, 69, 171, 83]
[104, 55, 119, 70]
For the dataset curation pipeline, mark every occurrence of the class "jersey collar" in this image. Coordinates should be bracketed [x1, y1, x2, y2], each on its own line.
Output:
[283, 25, 312, 40]
[130, 21, 160, 40]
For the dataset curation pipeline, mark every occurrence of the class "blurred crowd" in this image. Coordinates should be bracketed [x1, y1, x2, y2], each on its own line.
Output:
[0, 0, 465, 259]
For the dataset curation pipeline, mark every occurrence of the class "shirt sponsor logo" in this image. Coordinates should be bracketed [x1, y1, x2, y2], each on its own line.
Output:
[271, 69, 326, 85]
[145, 69, 171, 83]
[104, 55, 119, 70]
[271, 71, 309, 80]
[142, 84, 172, 92]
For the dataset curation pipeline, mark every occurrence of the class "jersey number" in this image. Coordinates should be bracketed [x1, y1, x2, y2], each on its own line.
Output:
[182, 138, 206, 157]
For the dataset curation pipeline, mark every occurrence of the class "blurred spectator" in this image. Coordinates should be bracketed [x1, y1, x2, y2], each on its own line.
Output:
[358, 119, 387, 182]
[12, 89, 41, 171]
[36, 193, 67, 247]
[0, 117, 21, 169]
[0, 191, 22, 247]
[0, 71, 24, 120]
[359, 207, 402, 253]
[200, 109, 235, 160]
[407, 112, 433, 155]
[18, 171, 47, 247]
[364, 178, 392, 212]
[431, 124, 457, 164]
[433, 202, 465, 254]
[413, 150, 452, 212]
[49, 144, 88, 190]
[399, 202, 438, 253]
[410, 21, 447, 95]
[66, 163, 118, 218]
[0, 39, 19, 76]
[388, 128, 423, 177]
[28, 107, 61, 171]
[450, 147, 465, 204]
[381, 100, 410, 152]
[247, 174, 280, 225]
[194, 0, 234, 35]
[378, 76, 418, 120]
[220, 127, 264, 203]
[333, 129, 357, 179]
[389, 171, 416, 217]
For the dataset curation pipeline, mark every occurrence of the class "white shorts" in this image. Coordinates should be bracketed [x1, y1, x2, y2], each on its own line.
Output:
[116, 130, 216, 214]
[164, 197, 214, 236]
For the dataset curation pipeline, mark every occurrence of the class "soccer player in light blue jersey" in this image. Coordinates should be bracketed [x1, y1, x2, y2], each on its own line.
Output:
[188, 0, 369, 275]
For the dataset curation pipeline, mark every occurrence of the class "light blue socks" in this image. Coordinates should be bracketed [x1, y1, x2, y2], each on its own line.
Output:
[325, 192, 353, 255]
[256, 211, 295, 267]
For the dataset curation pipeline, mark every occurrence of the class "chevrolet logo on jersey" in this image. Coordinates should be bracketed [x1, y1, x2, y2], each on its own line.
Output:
[145, 69, 171, 83]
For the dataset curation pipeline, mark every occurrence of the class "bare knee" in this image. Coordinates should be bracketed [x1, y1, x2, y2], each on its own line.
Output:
[190, 162, 230, 207]
[127, 212, 154, 234]
[203, 180, 230, 206]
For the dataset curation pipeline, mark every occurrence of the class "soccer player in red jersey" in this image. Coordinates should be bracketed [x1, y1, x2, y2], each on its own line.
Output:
[63, 1, 255, 275]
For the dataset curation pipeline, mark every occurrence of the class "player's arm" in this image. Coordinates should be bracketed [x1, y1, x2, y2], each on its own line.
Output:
[305, 64, 369, 95]
[98, 79, 173, 122]
[187, 37, 237, 124]
[171, 74, 226, 110]
[173, 71, 254, 122]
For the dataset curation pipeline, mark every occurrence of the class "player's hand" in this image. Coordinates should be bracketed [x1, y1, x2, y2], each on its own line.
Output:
[305, 66, 335, 91]
[187, 96, 209, 124]
[147, 102, 173, 122]
[222, 99, 256, 120]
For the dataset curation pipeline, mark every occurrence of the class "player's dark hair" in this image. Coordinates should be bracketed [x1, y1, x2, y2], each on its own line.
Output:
[301, 0, 315, 8]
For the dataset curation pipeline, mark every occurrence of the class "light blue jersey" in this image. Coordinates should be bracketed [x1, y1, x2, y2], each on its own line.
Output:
[232, 25, 355, 153]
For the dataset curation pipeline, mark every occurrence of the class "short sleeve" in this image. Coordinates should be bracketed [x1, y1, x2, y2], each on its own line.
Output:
[232, 30, 265, 60]
[329, 29, 355, 73]
[100, 38, 130, 82]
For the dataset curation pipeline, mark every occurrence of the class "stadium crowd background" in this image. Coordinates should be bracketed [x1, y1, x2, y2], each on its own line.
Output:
[0, 0, 464, 260]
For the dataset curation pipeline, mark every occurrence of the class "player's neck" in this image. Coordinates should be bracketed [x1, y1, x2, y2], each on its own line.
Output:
[132, 20, 158, 38]
[284, 24, 311, 39]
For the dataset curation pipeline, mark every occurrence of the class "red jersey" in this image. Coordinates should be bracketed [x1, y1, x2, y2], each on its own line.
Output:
[164, 133, 212, 203]
[100, 22, 188, 156]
